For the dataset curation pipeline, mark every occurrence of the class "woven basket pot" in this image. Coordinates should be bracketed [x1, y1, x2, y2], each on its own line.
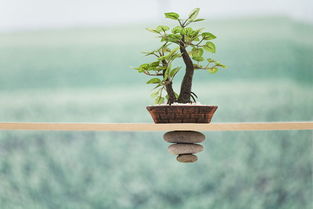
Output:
[146, 105, 218, 123]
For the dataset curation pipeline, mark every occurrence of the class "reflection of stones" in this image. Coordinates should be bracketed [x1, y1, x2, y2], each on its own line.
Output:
[168, 143, 203, 155]
[164, 131, 205, 143]
[177, 154, 198, 163]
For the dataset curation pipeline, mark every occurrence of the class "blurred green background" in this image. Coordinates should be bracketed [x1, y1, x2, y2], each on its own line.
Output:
[0, 8, 313, 209]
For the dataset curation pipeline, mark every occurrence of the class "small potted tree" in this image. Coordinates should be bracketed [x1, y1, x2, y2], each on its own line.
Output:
[134, 8, 227, 123]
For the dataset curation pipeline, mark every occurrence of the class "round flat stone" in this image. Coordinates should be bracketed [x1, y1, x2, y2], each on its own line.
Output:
[177, 154, 198, 163]
[168, 143, 203, 155]
[163, 131, 205, 144]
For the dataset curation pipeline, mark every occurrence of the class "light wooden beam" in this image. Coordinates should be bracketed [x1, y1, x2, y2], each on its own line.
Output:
[0, 122, 312, 131]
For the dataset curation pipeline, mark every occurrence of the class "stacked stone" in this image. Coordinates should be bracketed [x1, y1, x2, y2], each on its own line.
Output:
[163, 131, 205, 163]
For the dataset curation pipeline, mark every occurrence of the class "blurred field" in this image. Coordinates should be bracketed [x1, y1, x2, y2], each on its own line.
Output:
[0, 16, 312, 209]
[0, 16, 312, 91]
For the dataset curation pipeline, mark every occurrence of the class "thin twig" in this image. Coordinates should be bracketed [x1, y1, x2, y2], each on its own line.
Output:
[144, 71, 163, 76]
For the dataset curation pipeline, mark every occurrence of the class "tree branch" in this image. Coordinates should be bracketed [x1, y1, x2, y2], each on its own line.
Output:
[195, 38, 205, 46]
[177, 36, 195, 103]
[144, 71, 163, 76]
[182, 19, 189, 27]
[178, 19, 183, 27]
[152, 52, 160, 57]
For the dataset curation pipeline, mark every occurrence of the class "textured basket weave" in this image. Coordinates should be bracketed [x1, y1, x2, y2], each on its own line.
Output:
[146, 105, 218, 123]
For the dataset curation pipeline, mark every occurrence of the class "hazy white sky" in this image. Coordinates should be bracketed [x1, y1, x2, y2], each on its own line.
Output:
[0, 0, 312, 31]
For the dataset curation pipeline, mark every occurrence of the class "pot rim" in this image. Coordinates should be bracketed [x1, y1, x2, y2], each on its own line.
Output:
[146, 104, 218, 107]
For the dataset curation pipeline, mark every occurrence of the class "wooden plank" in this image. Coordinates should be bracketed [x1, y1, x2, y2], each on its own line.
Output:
[0, 122, 312, 131]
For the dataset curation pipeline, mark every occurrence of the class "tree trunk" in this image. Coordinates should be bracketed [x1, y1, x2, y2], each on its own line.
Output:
[161, 59, 177, 105]
[165, 81, 176, 105]
[177, 42, 194, 103]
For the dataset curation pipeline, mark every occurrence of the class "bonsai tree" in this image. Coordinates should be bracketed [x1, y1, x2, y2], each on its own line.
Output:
[134, 8, 226, 105]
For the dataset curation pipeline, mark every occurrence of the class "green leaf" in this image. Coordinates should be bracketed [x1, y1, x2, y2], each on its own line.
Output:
[206, 59, 227, 68]
[164, 12, 180, 20]
[155, 96, 165, 104]
[133, 63, 147, 72]
[158, 55, 168, 61]
[190, 30, 200, 38]
[191, 48, 204, 61]
[142, 50, 155, 56]
[168, 47, 180, 57]
[156, 66, 166, 71]
[193, 18, 205, 22]
[158, 43, 171, 51]
[166, 34, 182, 43]
[153, 84, 162, 89]
[192, 56, 204, 62]
[188, 8, 200, 21]
[156, 25, 170, 32]
[185, 27, 193, 34]
[163, 64, 174, 80]
[216, 62, 227, 68]
[151, 90, 160, 98]
[193, 64, 204, 69]
[198, 48, 204, 56]
[169, 67, 180, 77]
[150, 61, 160, 67]
[162, 47, 171, 53]
[146, 28, 160, 34]
[171, 26, 183, 34]
[181, 27, 193, 36]
[202, 32, 216, 40]
[208, 67, 218, 73]
[191, 47, 204, 57]
[139, 63, 149, 70]
[163, 68, 169, 80]
[146, 78, 161, 84]
[172, 53, 182, 60]
[203, 41, 216, 53]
